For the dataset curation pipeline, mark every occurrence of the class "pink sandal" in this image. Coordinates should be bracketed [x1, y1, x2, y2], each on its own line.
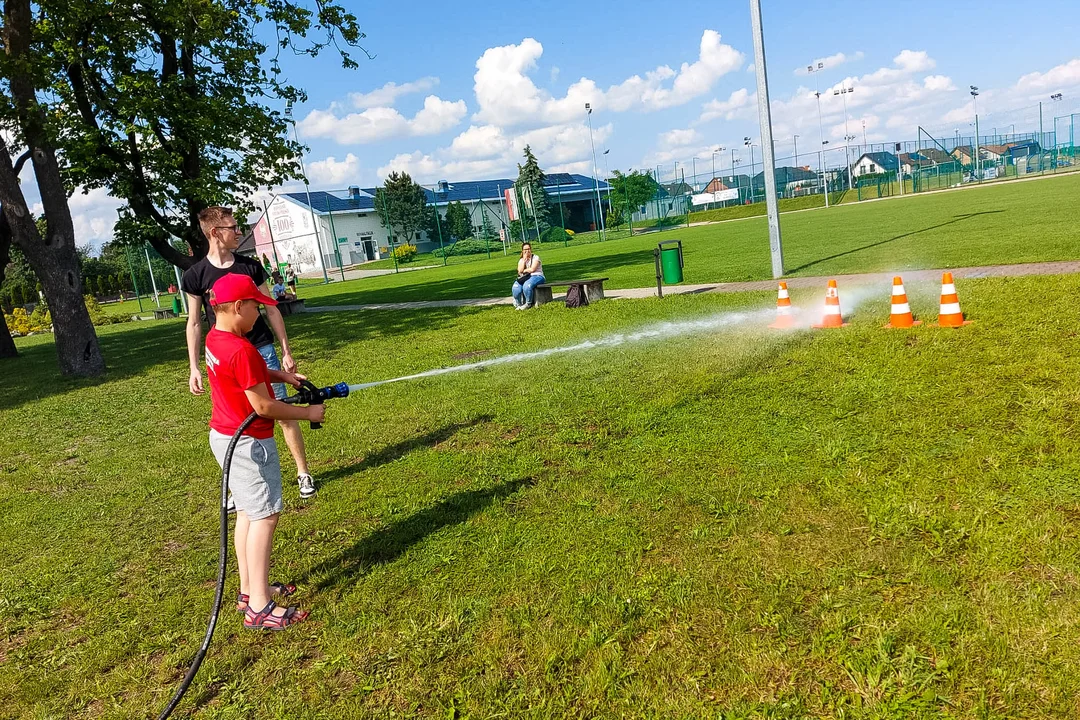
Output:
[235, 582, 299, 612]
[244, 600, 309, 630]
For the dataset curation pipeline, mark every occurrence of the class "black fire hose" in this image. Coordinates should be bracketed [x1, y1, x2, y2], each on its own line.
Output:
[158, 381, 349, 720]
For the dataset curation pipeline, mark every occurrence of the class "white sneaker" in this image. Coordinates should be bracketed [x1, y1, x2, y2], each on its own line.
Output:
[226, 495, 236, 514]
[298, 473, 317, 499]
[515, 303, 528, 310]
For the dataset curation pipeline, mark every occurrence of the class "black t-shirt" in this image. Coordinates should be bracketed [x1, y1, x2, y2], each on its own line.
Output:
[181, 254, 275, 349]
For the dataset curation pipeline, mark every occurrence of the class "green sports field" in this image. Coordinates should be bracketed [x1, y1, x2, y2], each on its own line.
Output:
[288, 173, 1080, 306]
[3, 173, 1080, 718]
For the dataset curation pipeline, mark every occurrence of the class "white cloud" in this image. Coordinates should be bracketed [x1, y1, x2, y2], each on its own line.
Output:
[472, 30, 743, 127]
[375, 121, 613, 183]
[37, 187, 122, 254]
[307, 153, 362, 186]
[348, 78, 438, 109]
[298, 95, 467, 144]
[698, 87, 755, 123]
[659, 128, 701, 148]
[448, 125, 513, 160]
[923, 75, 956, 92]
[795, 51, 864, 75]
[894, 50, 935, 73]
[1015, 58, 1080, 94]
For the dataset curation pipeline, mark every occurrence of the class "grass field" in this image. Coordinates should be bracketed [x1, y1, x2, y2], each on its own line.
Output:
[5, 269, 1080, 717]
[282, 172, 1080, 306]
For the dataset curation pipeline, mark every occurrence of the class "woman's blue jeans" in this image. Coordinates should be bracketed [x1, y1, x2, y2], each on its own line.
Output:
[512, 274, 546, 306]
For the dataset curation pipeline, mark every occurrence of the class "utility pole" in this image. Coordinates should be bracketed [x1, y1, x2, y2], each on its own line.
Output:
[750, 0, 784, 279]
[793, 135, 799, 166]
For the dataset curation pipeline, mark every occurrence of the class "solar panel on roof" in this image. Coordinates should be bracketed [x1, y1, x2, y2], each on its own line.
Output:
[542, 173, 576, 187]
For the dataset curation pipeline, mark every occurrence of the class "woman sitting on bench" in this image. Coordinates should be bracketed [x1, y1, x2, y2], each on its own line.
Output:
[512, 242, 546, 310]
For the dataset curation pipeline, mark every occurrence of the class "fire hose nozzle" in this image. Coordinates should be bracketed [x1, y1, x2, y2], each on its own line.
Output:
[282, 381, 350, 429]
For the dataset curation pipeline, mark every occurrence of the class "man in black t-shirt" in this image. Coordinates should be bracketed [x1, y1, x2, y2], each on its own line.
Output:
[182, 206, 317, 500]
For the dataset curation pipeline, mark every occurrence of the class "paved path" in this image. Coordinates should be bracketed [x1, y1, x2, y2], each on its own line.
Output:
[303, 260, 1080, 313]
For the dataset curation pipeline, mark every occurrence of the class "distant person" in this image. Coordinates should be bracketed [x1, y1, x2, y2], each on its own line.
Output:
[203, 273, 321, 629]
[182, 206, 318, 500]
[512, 243, 545, 310]
[285, 264, 298, 296]
[270, 272, 290, 301]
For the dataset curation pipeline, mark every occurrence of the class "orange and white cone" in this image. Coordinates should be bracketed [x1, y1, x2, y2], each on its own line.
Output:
[768, 281, 796, 329]
[885, 276, 921, 328]
[936, 272, 970, 327]
[812, 279, 846, 329]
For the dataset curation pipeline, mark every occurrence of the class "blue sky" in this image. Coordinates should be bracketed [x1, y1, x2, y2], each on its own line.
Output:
[47, 0, 1080, 249]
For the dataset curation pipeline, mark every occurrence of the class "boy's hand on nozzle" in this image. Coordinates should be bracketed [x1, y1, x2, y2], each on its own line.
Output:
[307, 404, 326, 423]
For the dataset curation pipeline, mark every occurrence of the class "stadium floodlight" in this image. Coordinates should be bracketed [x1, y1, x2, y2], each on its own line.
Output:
[1050, 93, 1063, 101]
[585, 103, 605, 241]
[969, 86, 981, 176]
[711, 147, 724, 183]
[808, 62, 830, 208]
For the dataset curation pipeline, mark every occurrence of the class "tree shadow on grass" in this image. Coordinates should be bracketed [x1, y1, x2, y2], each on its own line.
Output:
[0, 305, 473, 411]
[787, 210, 1005, 275]
[315, 415, 494, 486]
[306, 476, 535, 594]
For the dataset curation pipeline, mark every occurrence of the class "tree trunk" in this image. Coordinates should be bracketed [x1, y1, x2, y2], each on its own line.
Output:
[0, 216, 17, 359]
[1, 0, 104, 377]
[0, 315, 16, 359]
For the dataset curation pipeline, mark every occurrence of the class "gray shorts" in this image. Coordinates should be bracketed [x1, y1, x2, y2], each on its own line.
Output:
[209, 430, 283, 521]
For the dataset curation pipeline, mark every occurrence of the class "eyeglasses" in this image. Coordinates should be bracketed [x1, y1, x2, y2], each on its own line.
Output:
[215, 224, 241, 233]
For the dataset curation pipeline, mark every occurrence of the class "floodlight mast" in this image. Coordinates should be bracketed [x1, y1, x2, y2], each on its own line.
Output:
[749, 0, 784, 278]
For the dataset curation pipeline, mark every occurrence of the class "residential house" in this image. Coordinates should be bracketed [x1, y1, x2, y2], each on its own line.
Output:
[898, 152, 934, 175]
[852, 151, 899, 177]
[917, 148, 953, 165]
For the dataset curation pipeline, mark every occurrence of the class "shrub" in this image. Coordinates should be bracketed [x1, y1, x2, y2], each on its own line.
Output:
[4, 306, 53, 335]
[392, 243, 417, 262]
[84, 294, 127, 326]
[432, 237, 501, 258]
[539, 226, 571, 244]
[606, 207, 624, 229]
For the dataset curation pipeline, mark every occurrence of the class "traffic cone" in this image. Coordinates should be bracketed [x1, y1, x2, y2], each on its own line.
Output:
[885, 276, 921, 328]
[812, 279, 846, 328]
[936, 272, 970, 327]
[768, 281, 796, 329]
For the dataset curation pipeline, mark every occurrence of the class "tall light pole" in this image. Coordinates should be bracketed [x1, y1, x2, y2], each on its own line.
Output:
[808, 61, 829, 208]
[585, 103, 606, 241]
[1049, 93, 1064, 151]
[834, 84, 855, 190]
[970, 85, 981, 177]
[711, 147, 724, 186]
[744, 137, 755, 203]
[749, 0, 784, 278]
[793, 135, 799, 166]
[861, 120, 867, 150]
[284, 100, 329, 284]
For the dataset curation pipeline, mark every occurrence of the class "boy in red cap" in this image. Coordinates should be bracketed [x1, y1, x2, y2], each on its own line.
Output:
[205, 273, 324, 630]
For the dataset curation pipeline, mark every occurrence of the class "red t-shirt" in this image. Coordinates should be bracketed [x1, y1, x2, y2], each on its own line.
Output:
[205, 327, 276, 439]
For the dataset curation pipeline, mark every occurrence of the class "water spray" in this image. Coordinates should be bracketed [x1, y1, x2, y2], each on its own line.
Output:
[160, 296, 880, 717]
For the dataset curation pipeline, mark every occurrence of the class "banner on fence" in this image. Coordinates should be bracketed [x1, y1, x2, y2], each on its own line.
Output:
[691, 189, 740, 205]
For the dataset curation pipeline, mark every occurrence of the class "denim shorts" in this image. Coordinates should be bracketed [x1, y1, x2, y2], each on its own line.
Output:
[256, 343, 287, 400]
[209, 431, 283, 521]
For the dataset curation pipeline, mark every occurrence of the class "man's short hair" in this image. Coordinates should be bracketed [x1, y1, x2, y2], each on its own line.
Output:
[198, 206, 234, 240]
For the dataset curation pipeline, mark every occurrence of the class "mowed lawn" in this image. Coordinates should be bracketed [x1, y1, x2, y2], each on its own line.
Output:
[4, 272, 1080, 717]
[289, 173, 1080, 306]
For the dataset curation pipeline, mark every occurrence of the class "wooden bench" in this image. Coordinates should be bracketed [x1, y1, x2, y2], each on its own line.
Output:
[533, 277, 608, 307]
[276, 297, 306, 316]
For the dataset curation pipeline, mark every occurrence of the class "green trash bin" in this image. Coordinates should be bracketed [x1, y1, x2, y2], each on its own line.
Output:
[172, 296, 183, 315]
[659, 241, 683, 284]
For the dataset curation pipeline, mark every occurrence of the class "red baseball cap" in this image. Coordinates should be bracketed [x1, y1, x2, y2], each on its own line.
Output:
[208, 273, 277, 307]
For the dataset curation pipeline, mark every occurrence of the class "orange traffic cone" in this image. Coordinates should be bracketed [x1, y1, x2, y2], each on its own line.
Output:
[885, 276, 921, 328]
[812, 279, 846, 328]
[936, 272, 970, 327]
[768, 281, 796, 329]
